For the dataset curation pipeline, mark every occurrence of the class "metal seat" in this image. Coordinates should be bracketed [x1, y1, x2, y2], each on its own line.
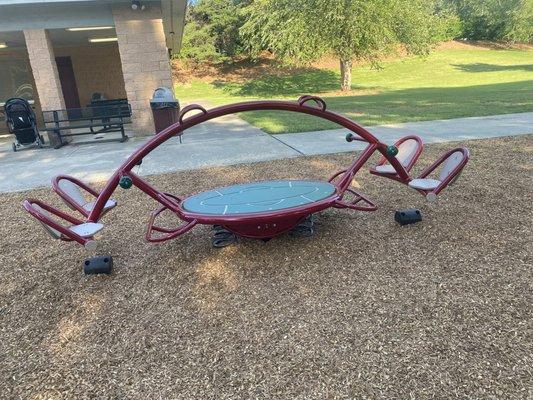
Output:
[408, 178, 441, 190]
[82, 199, 117, 213]
[408, 148, 469, 201]
[69, 222, 105, 237]
[24, 200, 103, 250]
[53, 175, 116, 217]
[371, 135, 423, 175]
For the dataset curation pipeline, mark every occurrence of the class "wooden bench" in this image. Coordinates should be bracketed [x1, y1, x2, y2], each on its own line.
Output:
[42, 100, 131, 148]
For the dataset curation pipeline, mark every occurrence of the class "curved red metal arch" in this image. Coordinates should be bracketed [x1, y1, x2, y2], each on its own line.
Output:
[20, 95, 472, 248]
[87, 97, 410, 222]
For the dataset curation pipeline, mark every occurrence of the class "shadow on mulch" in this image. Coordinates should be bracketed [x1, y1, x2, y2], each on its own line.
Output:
[0, 135, 531, 398]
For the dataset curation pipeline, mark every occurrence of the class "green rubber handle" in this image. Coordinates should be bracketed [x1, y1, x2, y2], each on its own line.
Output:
[386, 145, 398, 156]
[119, 175, 133, 189]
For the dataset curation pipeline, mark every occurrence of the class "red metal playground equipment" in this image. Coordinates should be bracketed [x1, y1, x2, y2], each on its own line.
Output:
[23, 95, 469, 257]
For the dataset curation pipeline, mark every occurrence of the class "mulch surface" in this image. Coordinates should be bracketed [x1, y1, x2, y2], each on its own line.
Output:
[1, 135, 531, 399]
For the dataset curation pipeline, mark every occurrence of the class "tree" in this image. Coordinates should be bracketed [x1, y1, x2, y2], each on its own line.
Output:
[507, 0, 533, 43]
[179, 22, 222, 64]
[448, 0, 533, 43]
[241, 0, 442, 91]
[433, 0, 463, 41]
[179, 0, 250, 63]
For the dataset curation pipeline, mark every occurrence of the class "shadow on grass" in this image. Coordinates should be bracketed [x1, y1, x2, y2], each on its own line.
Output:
[452, 63, 533, 73]
[212, 68, 341, 97]
[239, 80, 533, 133]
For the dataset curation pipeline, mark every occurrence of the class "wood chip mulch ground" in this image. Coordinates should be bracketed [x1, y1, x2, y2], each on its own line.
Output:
[0, 135, 531, 399]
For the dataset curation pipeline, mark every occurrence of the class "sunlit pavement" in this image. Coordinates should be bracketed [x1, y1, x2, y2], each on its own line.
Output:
[1, 111, 532, 193]
[275, 112, 533, 155]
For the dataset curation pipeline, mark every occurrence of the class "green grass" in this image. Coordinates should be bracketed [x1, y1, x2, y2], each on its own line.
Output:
[174, 47, 533, 134]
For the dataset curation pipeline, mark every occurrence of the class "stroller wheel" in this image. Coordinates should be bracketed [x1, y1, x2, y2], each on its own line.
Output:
[12, 143, 17, 152]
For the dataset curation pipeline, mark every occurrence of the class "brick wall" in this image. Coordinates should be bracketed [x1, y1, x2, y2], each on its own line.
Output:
[54, 43, 127, 106]
[23, 29, 65, 147]
[23, 29, 65, 112]
[112, 2, 173, 135]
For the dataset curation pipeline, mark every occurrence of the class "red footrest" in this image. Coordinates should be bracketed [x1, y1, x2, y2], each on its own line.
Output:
[145, 194, 196, 243]
[145, 204, 197, 243]
[334, 188, 377, 211]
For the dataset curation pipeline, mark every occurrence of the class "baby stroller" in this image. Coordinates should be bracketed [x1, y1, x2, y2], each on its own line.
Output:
[4, 97, 44, 152]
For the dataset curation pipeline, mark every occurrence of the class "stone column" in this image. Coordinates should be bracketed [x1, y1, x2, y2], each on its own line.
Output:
[23, 29, 66, 148]
[112, 3, 174, 136]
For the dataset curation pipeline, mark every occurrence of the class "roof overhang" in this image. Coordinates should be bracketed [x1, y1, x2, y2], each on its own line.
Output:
[0, 0, 187, 53]
[161, 0, 187, 55]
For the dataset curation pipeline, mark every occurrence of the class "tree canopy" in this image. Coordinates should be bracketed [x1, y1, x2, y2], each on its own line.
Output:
[179, 0, 249, 63]
[240, 0, 442, 90]
[178, 0, 533, 89]
[449, 0, 533, 42]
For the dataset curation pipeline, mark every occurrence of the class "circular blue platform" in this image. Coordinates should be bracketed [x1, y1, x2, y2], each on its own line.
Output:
[182, 180, 336, 215]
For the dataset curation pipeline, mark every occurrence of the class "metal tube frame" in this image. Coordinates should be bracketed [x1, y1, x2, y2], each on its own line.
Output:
[23, 95, 469, 245]
[88, 96, 411, 225]
[416, 147, 470, 196]
[22, 198, 90, 246]
[51, 174, 117, 218]
[369, 135, 424, 182]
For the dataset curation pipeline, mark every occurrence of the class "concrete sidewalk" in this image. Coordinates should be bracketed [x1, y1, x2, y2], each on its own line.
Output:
[276, 112, 533, 154]
[1, 111, 531, 192]
[0, 113, 297, 192]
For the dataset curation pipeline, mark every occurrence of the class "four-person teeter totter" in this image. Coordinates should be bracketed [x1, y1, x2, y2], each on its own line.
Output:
[22, 95, 469, 272]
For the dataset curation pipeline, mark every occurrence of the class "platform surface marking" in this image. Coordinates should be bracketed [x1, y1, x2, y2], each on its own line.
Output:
[182, 180, 336, 215]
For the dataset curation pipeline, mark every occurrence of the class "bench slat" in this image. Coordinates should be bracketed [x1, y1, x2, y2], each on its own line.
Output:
[42, 100, 132, 148]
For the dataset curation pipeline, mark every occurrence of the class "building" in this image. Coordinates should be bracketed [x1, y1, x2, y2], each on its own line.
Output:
[0, 0, 186, 137]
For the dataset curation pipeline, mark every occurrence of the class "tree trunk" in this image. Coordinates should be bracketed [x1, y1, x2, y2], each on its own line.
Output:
[340, 58, 352, 91]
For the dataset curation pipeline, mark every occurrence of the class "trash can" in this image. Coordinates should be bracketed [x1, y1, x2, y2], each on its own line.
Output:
[150, 87, 180, 134]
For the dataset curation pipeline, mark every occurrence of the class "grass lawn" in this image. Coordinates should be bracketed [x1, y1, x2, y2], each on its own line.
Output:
[174, 44, 533, 134]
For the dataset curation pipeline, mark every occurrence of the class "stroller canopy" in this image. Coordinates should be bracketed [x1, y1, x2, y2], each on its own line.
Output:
[4, 97, 43, 151]
[4, 98, 36, 129]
